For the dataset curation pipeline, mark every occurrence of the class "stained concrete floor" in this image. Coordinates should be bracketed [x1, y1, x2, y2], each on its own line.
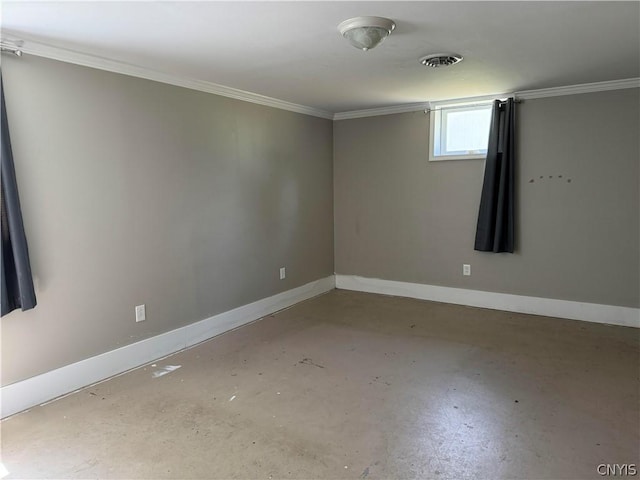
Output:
[2, 289, 639, 479]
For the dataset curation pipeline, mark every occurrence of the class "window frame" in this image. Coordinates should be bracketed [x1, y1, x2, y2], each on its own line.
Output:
[428, 101, 493, 162]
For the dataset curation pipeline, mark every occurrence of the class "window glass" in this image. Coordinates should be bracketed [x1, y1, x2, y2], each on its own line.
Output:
[430, 102, 492, 161]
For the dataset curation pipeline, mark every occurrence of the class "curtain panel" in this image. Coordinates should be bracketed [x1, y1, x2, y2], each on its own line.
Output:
[1, 76, 37, 316]
[474, 98, 516, 253]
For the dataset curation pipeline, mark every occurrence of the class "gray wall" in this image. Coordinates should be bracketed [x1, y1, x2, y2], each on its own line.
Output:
[1, 56, 334, 386]
[2, 54, 637, 388]
[334, 89, 639, 308]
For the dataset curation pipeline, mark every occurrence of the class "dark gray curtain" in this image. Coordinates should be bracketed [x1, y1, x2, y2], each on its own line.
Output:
[1, 76, 37, 316]
[474, 98, 516, 253]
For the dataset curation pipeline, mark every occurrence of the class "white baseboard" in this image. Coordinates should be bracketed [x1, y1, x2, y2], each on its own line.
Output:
[336, 275, 639, 329]
[1, 276, 335, 419]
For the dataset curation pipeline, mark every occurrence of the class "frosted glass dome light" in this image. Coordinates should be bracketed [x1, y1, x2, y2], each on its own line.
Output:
[338, 16, 396, 51]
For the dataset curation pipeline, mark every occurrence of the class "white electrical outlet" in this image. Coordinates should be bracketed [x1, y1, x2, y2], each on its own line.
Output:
[135, 304, 146, 322]
[279, 267, 286, 280]
[463, 264, 471, 276]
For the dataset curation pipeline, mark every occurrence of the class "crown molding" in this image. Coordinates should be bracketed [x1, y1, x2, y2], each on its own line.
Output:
[333, 78, 640, 120]
[4, 32, 638, 123]
[2, 33, 334, 120]
[514, 78, 640, 100]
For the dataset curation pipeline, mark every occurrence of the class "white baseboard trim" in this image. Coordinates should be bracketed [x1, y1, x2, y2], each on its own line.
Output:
[336, 275, 639, 329]
[1, 276, 336, 419]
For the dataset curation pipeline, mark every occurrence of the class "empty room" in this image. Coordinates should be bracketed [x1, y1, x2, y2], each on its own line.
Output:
[1, 2, 638, 479]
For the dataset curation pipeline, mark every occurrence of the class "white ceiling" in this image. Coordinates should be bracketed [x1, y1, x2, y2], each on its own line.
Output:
[2, 1, 639, 114]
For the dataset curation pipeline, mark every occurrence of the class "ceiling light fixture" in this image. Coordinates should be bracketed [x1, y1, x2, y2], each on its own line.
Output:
[338, 16, 396, 51]
[419, 53, 463, 68]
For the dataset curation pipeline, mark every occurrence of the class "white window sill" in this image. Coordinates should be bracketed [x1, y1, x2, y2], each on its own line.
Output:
[429, 153, 486, 162]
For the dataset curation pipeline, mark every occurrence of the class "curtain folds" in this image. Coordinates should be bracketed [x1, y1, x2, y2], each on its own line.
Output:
[474, 98, 516, 253]
[1, 76, 37, 316]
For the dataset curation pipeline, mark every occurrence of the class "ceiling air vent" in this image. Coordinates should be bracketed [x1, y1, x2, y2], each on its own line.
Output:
[419, 53, 463, 68]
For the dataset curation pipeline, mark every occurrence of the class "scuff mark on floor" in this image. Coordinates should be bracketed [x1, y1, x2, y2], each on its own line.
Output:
[298, 358, 325, 369]
[151, 365, 182, 378]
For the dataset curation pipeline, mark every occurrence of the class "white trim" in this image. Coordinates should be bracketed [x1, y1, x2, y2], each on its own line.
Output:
[1, 33, 334, 120]
[336, 275, 640, 329]
[0, 276, 336, 419]
[515, 78, 640, 100]
[428, 153, 486, 162]
[333, 78, 640, 120]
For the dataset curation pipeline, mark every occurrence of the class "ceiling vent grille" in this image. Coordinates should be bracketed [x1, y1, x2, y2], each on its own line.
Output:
[419, 54, 463, 68]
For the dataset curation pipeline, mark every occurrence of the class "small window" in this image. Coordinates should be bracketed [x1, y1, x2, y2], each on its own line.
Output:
[429, 102, 492, 161]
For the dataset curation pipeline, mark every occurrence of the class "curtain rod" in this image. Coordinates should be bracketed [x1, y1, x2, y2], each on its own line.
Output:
[424, 98, 522, 113]
[0, 45, 23, 57]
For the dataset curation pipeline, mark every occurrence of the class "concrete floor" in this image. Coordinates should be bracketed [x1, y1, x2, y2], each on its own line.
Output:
[2, 289, 639, 479]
